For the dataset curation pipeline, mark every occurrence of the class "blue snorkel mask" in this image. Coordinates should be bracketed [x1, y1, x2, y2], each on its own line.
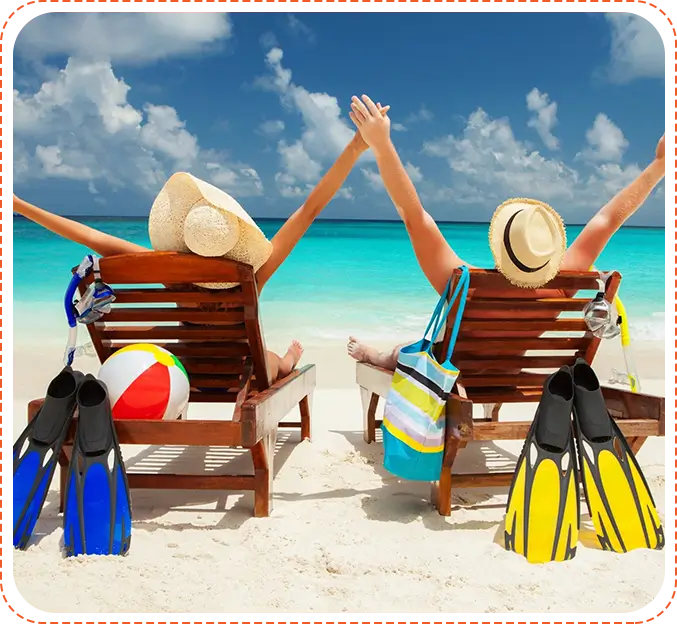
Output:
[64, 255, 115, 365]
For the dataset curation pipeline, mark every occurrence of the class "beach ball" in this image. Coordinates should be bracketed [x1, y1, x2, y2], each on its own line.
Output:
[98, 344, 190, 420]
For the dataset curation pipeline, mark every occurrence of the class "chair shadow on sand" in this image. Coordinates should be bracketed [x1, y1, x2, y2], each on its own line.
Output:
[31, 431, 299, 548]
[276, 428, 519, 534]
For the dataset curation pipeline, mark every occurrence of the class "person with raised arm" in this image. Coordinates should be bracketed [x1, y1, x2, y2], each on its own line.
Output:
[346, 94, 665, 370]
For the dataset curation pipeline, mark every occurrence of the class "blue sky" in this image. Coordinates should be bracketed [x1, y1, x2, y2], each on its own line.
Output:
[13, 11, 666, 225]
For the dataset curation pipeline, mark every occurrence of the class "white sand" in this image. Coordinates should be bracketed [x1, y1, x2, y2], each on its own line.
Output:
[11, 338, 666, 614]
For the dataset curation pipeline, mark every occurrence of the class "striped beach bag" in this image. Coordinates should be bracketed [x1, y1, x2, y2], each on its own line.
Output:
[382, 266, 470, 481]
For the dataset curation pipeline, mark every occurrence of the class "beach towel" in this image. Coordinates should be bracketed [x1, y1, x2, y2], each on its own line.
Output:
[381, 266, 470, 481]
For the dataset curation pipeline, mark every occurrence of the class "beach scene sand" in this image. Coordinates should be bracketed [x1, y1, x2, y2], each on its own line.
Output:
[11, 219, 666, 614]
[9, 9, 669, 617]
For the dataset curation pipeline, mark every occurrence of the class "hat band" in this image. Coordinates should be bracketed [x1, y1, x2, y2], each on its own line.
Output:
[503, 210, 550, 274]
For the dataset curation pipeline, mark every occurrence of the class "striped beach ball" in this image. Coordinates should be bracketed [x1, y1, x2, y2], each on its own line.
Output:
[98, 344, 190, 420]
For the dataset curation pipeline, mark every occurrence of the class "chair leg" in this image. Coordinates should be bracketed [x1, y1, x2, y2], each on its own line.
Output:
[299, 393, 313, 441]
[361, 387, 379, 443]
[251, 429, 276, 517]
[629, 436, 648, 455]
[431, 437, 463, 516]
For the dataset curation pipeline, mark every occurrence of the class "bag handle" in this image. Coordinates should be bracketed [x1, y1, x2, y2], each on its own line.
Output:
[421, 277, 453, 344]
[426, 266, 469, 355]
[444, 267, 470, 364]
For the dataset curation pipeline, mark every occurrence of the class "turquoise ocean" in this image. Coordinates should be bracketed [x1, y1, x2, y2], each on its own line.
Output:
[13, 218, 666, 346]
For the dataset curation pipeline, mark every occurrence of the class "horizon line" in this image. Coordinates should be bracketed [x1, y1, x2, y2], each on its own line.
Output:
[12, 214, 667, 229]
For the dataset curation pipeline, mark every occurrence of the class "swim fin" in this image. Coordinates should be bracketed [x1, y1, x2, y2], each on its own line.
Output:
[13, 367, 83, 550]
[571, 358, 664, 553]
[504, 367, 579, 563]
[63, 375, 132, 556]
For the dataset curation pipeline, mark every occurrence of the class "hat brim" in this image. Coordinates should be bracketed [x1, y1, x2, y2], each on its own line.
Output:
[488, 198, 566, 289]
[149, 172, 273, 289]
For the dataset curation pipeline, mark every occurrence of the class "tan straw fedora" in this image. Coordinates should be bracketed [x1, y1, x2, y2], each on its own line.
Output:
[149, 172, 273, 289]
[488, 198, 566, 289]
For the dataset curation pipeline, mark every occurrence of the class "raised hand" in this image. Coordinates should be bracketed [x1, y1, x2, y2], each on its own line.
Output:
[350, 95, 392, 152]
[351, 101, 390, 152]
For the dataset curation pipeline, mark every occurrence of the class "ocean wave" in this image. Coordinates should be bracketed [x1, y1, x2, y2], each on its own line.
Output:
[629, 317, 665, 342]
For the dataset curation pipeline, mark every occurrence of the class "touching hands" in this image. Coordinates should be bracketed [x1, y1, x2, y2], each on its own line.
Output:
[351, 99, 390, 152]
[350, 95, 392, 152]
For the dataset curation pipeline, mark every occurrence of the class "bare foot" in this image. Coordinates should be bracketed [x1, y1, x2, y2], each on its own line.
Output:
[278, 340, 304, 377]
[347, 336, 401, 370]
[347, 336, 370, 362]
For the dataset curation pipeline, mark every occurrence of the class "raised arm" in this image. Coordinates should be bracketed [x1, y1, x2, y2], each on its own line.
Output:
[563, 134, 665, 271]
[13, 194, 150, 257]
[256, 105, 389, 291]
[350, 94, 466, 295]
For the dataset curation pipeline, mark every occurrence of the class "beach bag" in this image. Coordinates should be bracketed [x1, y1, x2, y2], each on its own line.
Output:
[381, 266, 470, 481]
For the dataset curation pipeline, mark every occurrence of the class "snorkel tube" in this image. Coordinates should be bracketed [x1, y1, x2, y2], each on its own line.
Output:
[63, 255, 96, 366]
[613, 294, 641, 392]
[590, 266, 640, 393]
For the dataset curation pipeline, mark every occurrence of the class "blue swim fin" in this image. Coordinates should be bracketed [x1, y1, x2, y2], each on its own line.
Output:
[13, 367, 83, 550]
[63, 375, 132, 556]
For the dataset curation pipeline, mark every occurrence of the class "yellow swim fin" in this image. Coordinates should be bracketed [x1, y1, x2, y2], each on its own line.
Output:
[571, 359, 664, 553]
[504, 367, 579, 563]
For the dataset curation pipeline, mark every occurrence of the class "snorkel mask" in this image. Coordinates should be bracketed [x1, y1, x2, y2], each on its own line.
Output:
[583, 272, 621, 340]
[64, 255, 115, 365]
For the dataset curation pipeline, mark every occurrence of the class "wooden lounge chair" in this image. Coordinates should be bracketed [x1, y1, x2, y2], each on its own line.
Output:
[356, 268, 664, 515]
[27, 252, 315, 517]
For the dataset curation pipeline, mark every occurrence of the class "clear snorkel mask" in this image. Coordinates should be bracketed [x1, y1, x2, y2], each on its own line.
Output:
[64, 255, 115, 365]
[582, 272, 621, 340]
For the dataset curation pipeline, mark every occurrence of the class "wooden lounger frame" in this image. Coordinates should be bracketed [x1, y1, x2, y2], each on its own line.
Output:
[357, 269, 664, 515]
[27, 252, 316, 517]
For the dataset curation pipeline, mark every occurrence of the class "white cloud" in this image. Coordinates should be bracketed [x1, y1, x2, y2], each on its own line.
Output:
[405, 162, 423, 183]
[526, 88, 560, 150]
[362, 168, 384, 191]
[406, 105, 434, 123]
[577, 113, 628, 162]
[35, 145, 93, 181]
[277, 140, 323, 183]
[392, 123, 408, 132]
[258, 119, 286, 137]
[287, 15, 316, 44]
[15, 13, 232, 65]
[605, 13, 665, 83]
[257, 46, 365, 198]
[422, 108, 648, 220]
[14, 58, 263, 198]
[260, 32, 279, 50]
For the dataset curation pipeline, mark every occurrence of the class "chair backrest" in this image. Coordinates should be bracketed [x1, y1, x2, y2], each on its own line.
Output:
[77, 252, 269, 402]
[438, 268, 621, 404]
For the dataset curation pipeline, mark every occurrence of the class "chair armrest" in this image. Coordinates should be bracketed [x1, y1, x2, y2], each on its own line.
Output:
[356, 362, 393, 399]
[28, 398, 45, 421]
[240, 364, 316, 444]
[601, 386, 665, 436]
[447, 392, 475, 439]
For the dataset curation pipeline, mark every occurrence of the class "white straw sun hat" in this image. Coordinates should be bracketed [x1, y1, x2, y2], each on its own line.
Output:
[149, 172, 273, 289]
[488, 198, 566, 289]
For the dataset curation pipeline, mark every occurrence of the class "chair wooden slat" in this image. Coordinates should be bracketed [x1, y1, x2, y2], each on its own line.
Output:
[460, 318, 588, 332]
[464, 297, 589, 313]
[104, 308, 245, 324]
[113, 287, 245, 306]
[464, 269, 603, 291]
[95, 252, 253, 285]
[454, 355, 575, 371]
[460, 373, 550, 388]
[454, 337, 587, 353]
[101, 325, 248, 341]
